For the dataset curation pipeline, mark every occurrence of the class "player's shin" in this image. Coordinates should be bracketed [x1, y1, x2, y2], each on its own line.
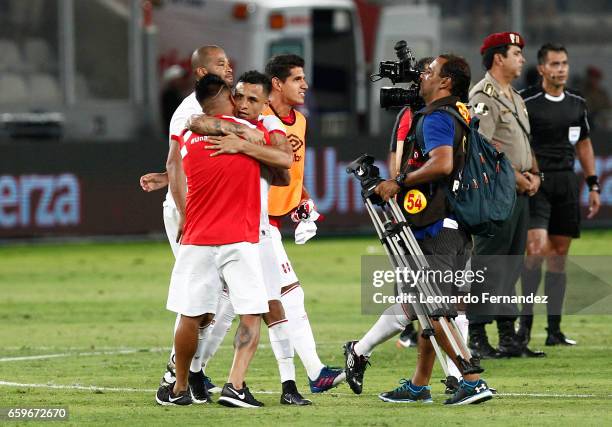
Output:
[228, 314, 262, 388]
[281, 285, 325, 379]
[519, 264, 542, 344]
[445, 313, 468, 381]
[354, 303, 409, 357]
[174, 314, 204, 392]
[168, 313, 181, 366]
[268, 320, 295, 383]
[545, 271, 566, 332]
[190, 322, 212, 373]
[201, 291, 236, 371]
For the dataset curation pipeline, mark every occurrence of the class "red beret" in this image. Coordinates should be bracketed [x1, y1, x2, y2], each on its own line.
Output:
[480, 32, 525, 55]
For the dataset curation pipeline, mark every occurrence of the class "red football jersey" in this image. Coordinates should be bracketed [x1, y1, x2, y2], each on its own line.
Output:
[179, 115, 265, 245]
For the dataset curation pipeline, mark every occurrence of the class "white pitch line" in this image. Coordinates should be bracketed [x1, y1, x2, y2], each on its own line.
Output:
[498, 392, 602, 398]
[0, 380, 157, 393]
[0, 349, 145, 362]
[0, 342, 349, 364]
[0, 381, 610, 399]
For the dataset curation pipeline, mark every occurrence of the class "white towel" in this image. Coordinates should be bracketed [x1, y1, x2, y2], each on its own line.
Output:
[295, 219, 318, 245]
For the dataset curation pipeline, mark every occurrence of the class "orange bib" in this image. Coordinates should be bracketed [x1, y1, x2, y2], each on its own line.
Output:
[263, 106, 307, 216]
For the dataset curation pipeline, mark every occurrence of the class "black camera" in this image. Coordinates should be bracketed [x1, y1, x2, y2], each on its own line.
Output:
[346, 154, 384, 204]
[379, 86, 421, 111]
[374, 40, 419, 84]
[371, 40, 424, 109]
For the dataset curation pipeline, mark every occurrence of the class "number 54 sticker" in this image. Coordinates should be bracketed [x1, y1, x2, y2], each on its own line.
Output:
[403, 189, 427, 214]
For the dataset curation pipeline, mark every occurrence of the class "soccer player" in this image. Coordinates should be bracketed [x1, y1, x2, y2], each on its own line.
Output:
[264, 54, 346, 392]
[519, 43, 601, 347]
[188, 54, 346, 393]
[157, 74, 270, 408]
[142, 45, 266, 403]
[147, 67, 312, 404]
[203, 70, 312, 405]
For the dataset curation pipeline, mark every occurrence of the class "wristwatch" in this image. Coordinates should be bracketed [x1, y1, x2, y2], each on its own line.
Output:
[530, 171, 544, 182]
[586, 175, 601, 193]
[395, 172, 407, 188]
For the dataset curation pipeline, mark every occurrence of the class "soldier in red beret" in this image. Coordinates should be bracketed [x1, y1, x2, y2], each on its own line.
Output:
[467, 32, 547, 360]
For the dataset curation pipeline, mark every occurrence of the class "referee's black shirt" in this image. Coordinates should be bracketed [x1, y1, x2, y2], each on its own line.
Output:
[520, 85, 590, 172]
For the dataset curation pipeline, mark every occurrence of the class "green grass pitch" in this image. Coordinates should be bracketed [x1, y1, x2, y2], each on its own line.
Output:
[1, 231, 611, 425]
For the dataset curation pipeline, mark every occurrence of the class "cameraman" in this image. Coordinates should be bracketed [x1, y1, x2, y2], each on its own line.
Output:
[388, 57, 432, 349]
[344, 54, 493, 405]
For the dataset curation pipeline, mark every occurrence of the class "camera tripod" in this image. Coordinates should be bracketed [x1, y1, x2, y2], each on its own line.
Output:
[347, 155, 482, 378]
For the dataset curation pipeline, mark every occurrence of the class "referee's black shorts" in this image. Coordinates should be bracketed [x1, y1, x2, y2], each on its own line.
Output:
[529, 170, 581, 238]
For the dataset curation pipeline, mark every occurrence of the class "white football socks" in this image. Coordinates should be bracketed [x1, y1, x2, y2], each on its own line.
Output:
[268, 320, 295, 383]
[354, 303, 409, 357]
[190, 324, 212, 373]
[167, 292, 236, 376]
[281, 285, 325, 380]
[201, 292, 236, 371]
[168, 313, 181, 366]
[447, 313, 469, 380]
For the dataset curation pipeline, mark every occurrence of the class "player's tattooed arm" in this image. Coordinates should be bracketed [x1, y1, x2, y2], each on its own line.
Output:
[205, 134, 292, 169]
[186, 114, 265, 145]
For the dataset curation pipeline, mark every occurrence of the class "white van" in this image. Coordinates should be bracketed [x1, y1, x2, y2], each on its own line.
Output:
[153, 0, 366, 136]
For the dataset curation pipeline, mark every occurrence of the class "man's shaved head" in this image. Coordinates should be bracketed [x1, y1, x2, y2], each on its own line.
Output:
[190, 45, 233, 85]
[191, 45, 222, 72]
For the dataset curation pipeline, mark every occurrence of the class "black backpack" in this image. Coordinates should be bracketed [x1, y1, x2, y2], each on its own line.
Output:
[416, 106, 516, 237]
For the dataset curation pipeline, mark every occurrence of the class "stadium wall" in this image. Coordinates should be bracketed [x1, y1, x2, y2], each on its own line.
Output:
[1, 130, 610, 239]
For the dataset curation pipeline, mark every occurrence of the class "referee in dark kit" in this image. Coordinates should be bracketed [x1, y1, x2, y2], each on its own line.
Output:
[518, 43, 601, 347]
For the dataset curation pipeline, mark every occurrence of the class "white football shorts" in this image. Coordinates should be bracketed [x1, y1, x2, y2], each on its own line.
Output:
[259, 229, 281, 301]
[167, 242, 269, 316]
[269, 225, 299, 288]
[163, 202, 180, 257]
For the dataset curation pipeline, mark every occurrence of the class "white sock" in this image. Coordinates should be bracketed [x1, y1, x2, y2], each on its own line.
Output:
[354, 303, 408, 357]
[446, 313, 469, 380]
[168, 313, 181, 367]
[201, 291, 236, 371]
[268, 320, 295, 383]
[190, 324, 212, 373]
[281, 285, 325, 380]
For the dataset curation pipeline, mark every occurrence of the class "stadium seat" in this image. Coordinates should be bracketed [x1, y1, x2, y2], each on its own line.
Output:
[0, 39, 25, 72]
[23, 38, 54, 72]
[0, 73, 28, 103]
[29, 72, 62, 104]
